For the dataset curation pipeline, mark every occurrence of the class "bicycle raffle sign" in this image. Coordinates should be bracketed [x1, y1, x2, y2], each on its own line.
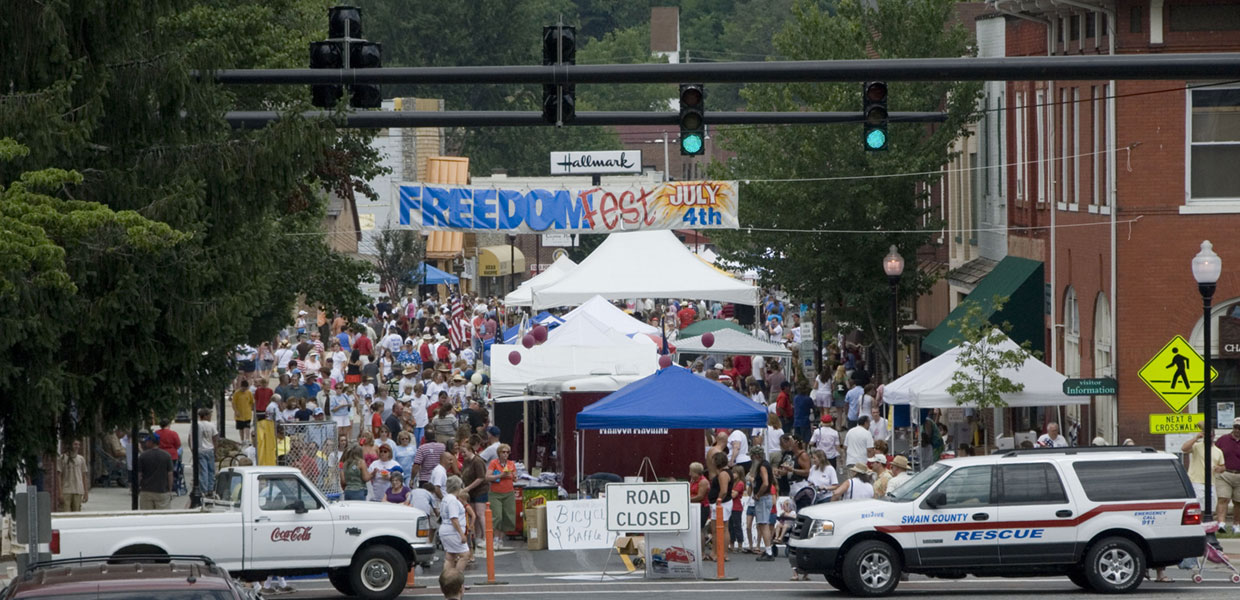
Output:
[396, 180, 739, 233]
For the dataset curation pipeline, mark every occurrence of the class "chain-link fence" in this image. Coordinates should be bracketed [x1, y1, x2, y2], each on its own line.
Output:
[277, 421, 341, 499]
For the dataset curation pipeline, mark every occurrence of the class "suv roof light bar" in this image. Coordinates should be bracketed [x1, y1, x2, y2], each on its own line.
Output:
[1000, 446, 1158, 457]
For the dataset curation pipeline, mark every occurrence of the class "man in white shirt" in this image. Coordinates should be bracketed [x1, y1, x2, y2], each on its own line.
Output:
[727, 428, 751, 468]
[480, 427, 502, 462]
[809, 414, 841, 468]
[843, 415, 875, 466]
[869, 407, 889, 444]
[887, 455, 912, 493]
[197, 409, 219, 495]
[1036, 422, 1070, 448]
[380, 326, 404, 356]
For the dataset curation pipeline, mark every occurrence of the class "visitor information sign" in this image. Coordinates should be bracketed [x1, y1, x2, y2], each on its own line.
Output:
[396, 180, 739, 233]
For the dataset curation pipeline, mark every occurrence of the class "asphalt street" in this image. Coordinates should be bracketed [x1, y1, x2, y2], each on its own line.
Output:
[280, 546, 1240, 599]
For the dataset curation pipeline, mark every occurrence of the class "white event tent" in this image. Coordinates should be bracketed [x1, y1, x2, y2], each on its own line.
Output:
[504, 255, 578, 307]
[883, 333, 1087, 410]
[675, 328, 792, 358]
[531, 230, 759, 309]
[560, 295, 658, 335]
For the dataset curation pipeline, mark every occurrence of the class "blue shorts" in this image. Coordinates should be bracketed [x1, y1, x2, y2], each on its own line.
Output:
[753, 495, 775, 525]
[473, 493, 489, 503]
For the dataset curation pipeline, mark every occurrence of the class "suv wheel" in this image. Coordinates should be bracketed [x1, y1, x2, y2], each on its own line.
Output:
[1066, 568, 1091, 590]
[349, 545, 408, 600]
[841, 540, 901, 596]
[1084, 537, 1145, 594]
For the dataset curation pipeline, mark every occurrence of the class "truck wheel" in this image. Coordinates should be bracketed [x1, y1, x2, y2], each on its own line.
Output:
[1084, 537, 1145, 594]
[349, 545, 408, 600]
[328, 568, 355, 596]
[825, 572, 847, 591]
[841, 540, 901, 596]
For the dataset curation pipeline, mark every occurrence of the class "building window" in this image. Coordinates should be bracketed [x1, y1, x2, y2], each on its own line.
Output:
[1101, 84, 1111, 207]
[1037, 90, 1047, 204]
[1092, 86, 1101, 207]
[1016, 92, 1026, 201]
[1064, 287, 1081, 378]
[1073, 88, 1081, 209]
[1060, 88, 1069, 208]
[1086, 12, 1097, 39]
[1170, 5, 1240, 31]
[1189, 85, 1240, 202]
[1094, 292, 1111, 377]
[1130, 5, 1143, 33]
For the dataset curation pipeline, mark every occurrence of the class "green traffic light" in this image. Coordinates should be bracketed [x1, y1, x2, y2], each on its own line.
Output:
[681, 133, 704, 154]
[865, 128, 887, 150]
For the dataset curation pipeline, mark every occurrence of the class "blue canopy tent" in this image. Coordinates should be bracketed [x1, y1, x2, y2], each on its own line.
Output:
[410, 262, 459, 285]
[577, 366, 767, 430]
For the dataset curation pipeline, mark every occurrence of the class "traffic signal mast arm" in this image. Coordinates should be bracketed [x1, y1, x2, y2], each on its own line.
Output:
[210, 52, 1240, 85]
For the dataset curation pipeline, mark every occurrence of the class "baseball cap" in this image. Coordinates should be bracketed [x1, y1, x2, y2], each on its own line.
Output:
[143, 431, 160, 444]
[313, 407, 324, 415]
[869, 455, 887, 465]
[820, 414, 833, 424]
[1233, 417, 1240, 427]
[486, 426, 501, 437]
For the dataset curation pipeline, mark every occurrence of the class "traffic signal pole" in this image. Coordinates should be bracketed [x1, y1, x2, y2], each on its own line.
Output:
[207, 52, 1240, 86]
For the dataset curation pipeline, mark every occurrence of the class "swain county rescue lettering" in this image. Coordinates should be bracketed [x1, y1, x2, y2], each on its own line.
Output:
[900, 513, 969, 524]
[953, 529, 1046, 541]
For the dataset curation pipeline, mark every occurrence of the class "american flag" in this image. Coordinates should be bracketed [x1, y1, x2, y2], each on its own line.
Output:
[448, 295, 467, 351]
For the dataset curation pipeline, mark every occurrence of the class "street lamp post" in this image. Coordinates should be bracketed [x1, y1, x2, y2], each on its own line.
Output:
[882, 246, 905, 384]
[1192, 240, 1222, 536]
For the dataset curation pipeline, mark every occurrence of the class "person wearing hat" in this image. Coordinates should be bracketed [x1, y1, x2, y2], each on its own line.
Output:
[887, 455, 912, 493]
[809, 414, 841, 470]
[137, 431, 173, 509]
[383, 466, 411, 505]
[868, 454, 891, 497]
[480, 426, 502, 462]
[418, 332, 435, 368]
[447, 373, 468, 409]
[832, 463, 875, 502]
[1216, 417, 1240, 535]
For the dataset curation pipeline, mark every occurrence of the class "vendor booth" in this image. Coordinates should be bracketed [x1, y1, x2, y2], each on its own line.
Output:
[883, 332, 1088, 458]
[674, 328, 792, 371]
[504, 255, 577, 307]
[532, 230, 759, 309]
[560, 295, 658, 335]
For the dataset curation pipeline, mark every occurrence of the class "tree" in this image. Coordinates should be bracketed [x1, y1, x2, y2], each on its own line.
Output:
[374, 228, 426, 299]
[710, 0, 981, 378]
[0, 0, 378, 509]
[945, 296, 1037, 411]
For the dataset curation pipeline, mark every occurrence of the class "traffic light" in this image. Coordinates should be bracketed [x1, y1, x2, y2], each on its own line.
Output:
[349, 41, 382, 108]
[863, 81, 888, 151]
[310, 6, 381, 109]
[541, 25, 576, 125]
[309, 41, 343, 108]
[679, 84, 705, 156]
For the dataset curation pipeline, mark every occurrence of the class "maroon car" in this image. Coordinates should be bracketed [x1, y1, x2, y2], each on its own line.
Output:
[1, 555, 255, 600]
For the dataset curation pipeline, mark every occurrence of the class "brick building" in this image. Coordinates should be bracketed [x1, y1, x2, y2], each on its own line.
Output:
[988, 0, 1240, 446]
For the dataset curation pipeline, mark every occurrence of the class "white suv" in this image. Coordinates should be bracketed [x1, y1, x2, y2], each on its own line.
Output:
[788, 447, 1204, 596]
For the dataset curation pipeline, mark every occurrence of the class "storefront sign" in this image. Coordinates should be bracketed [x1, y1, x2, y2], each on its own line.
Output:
[1149, 413, 1204, 435]
[1220, 316, 1240, 358]
[542, 233, 574, 247]
[396, 180, 740, 233]
[605, 482, 690, 532]
[550, 151, 641, 175]
[1062, 377, 1118, 396]
[546, 499, 617, 550]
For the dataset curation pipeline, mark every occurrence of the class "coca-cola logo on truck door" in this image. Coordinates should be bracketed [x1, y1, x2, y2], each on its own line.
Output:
[270, 526, 313, 542]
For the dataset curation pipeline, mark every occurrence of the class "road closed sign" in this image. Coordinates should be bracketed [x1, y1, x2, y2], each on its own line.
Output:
[605, 482, 690, 532]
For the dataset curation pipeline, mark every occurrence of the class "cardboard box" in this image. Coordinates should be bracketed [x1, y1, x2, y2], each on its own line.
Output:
[614, 535, 645, 556]
[526, 505, 548, 550]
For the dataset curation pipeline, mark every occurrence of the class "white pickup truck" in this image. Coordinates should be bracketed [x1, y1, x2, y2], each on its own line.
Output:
[49, 466, 434, 600]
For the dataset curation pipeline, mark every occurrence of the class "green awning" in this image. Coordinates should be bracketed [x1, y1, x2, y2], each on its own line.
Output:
[922, 256, 1045, 356]
[679, 318, 752, 338]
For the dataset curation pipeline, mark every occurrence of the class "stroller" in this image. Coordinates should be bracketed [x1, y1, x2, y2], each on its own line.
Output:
[1191, 522, 1240, 584]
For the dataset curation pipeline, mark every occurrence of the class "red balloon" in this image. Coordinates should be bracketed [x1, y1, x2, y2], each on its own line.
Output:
[702, 332, 715, 348]
[658, 354, 673, 369]
[522, 334, 535, 349]
[508, 351, 522, 365]
[532, 324, 548, 343]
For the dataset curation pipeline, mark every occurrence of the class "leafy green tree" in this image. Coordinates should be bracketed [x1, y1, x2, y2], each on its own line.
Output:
[945, 296, 1037, 410]
[711, 0, 981, 379]
[0, 0, 377, 508]
[374, 228, 426, 299]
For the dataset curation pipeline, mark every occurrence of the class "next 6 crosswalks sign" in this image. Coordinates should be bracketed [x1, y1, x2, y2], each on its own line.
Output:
[1137, 335, 1218, 413]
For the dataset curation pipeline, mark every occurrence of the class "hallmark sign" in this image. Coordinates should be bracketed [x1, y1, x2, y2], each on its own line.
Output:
[550, 151, 641, 175]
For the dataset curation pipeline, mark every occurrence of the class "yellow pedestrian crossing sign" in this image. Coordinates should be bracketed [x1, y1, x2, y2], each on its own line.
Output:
[1137, 335, 1217, 413]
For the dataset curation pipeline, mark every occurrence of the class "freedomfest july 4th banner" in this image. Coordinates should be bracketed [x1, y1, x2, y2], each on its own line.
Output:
[396, 180, 739, 233]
